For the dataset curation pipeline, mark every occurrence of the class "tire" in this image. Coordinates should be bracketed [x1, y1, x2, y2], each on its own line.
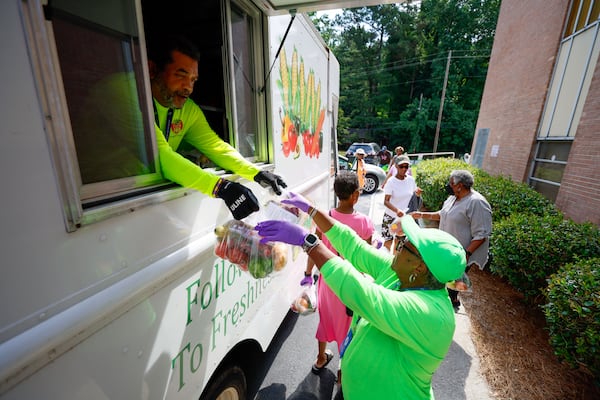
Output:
[363, 173, 379, 194]
[200, 365, 246, 400]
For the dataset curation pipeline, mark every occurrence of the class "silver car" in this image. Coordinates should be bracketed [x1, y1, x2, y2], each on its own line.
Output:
[338, 154, 386, 194]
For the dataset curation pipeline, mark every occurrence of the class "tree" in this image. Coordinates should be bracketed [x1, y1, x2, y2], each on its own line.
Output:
[311, 0, 500, 154]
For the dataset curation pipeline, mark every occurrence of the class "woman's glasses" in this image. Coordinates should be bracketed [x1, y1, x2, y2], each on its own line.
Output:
[398, 164, 410, 169]
[397, 238, 421, 259]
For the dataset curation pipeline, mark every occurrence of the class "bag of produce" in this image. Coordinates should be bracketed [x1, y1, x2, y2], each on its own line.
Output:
[214, 220, 288, 279]
[446, 272, 472, 292]
[290, 285, 317, 315]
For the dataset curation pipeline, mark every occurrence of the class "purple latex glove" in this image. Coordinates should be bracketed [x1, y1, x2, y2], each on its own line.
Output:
[300, 275, 313, 286]
[281, 192, 312, 213]
[254, 220, 308, 246]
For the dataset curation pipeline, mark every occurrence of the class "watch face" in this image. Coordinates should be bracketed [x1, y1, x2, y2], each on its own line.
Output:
[305, 234, 318, 246]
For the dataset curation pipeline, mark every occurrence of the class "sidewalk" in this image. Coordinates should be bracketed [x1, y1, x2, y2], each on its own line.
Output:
[362, 190, 495, 400]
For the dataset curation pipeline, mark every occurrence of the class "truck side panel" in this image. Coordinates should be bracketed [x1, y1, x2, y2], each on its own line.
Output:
[0, 2, 338, 399]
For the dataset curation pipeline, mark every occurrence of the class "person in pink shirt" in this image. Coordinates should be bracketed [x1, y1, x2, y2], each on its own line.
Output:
[302, 171, 374, 382]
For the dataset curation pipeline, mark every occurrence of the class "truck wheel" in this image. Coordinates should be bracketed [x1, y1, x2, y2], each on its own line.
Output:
[363, 173, 379, 194]
[200, 366, 246, 400]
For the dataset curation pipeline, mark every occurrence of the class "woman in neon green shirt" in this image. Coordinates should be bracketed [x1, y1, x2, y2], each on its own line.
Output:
[255, 192, 466, 399]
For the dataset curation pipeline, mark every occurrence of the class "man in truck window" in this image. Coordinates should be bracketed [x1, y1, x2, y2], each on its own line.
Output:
[148, 35, 287, 219]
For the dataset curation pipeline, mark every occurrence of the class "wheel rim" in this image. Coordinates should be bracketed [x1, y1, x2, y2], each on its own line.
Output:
[216, 387, 240, 400]
[364, 177, 377, 193]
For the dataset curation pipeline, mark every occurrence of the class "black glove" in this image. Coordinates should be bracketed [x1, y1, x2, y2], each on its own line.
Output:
[254, 171, 287, 195]
[215, 179, 260, 220]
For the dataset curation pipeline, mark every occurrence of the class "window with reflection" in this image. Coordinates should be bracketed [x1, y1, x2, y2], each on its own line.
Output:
[50, 0, 159, 195]
[230, 3, 259, 158]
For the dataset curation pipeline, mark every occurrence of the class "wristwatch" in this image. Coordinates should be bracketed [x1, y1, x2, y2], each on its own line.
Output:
[302, 233, 320, 252]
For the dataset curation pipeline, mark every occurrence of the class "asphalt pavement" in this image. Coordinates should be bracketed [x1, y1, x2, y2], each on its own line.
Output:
[252, 189, 495, 400]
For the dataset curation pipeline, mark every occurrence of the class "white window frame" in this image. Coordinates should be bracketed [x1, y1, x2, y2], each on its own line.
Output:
[224, 0, 269, 161]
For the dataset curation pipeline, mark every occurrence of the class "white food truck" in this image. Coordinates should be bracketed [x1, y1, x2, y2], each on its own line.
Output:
[0, 0, 394, 399]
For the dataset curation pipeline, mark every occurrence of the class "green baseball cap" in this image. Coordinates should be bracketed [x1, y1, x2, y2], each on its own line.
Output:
[400, 215, 466, 283]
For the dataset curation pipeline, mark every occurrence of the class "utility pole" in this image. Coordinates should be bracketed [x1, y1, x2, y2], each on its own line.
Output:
[433, 50, 451, 153]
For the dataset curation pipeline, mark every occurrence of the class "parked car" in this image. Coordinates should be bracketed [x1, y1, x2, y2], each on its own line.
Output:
[338, 155, 386, 194]
[345, 142, 381, 165]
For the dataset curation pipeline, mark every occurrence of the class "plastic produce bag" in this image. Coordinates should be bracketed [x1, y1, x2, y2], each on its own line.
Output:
[446, 272, 473, 292]
[214, 220, 288, 279]
[291, 284, 317, 315]
[371, 232, 391, 253]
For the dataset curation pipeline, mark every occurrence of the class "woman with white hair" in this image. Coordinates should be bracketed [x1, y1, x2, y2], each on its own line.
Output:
[411, 169, 492, 311]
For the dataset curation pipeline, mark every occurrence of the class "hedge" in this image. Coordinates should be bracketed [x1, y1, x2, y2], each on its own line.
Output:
[543, 258, 600, 380]
[412, 158, 485, 211]
[489, 213, 600, 302]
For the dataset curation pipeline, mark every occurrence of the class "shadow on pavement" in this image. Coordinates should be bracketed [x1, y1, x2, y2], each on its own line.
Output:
[255, 370, 338, 400]
[288, 370, 336, 400]
[248, 311, 300, 399]
[433, 337, 473, 400]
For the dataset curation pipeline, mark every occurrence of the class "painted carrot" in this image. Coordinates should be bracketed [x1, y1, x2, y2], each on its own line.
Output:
[315, 109, 326, 136]
[312, 109, 326, 157]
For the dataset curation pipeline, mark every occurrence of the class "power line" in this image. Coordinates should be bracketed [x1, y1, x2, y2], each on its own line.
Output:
[341, 75, 489, 91]
[343, 48, 490, 71]
[343, 53, 490, 79]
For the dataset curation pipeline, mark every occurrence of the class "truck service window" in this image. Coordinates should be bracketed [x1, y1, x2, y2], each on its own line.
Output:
[49, 0, 161, 201]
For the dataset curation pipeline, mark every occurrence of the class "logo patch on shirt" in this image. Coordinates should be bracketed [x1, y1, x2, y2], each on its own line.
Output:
[171, 119, 183, 134]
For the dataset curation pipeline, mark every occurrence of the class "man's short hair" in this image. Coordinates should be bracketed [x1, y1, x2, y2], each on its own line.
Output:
[334, 171, 359, 200]
[147, 35, 201, 71]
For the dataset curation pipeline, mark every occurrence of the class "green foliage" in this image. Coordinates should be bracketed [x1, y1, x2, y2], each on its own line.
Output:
[413, 158, 560, 222]
[412, 157, 484, 210]
[311, 0, 501, 154]
[490, 214, 600, 302]
[543, 258, 600, 380]
[475, 175, 560, 222]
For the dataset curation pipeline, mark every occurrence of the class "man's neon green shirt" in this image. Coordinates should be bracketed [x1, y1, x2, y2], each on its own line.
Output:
[321, 222, 456, 400]
[154, 99, 260, 196]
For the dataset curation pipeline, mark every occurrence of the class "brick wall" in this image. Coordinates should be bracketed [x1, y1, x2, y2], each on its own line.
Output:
[474, 0, 600, 224]
[474, 0, 569, 181]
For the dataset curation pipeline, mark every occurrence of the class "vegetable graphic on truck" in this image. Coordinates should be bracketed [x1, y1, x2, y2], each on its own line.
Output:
[278, 47, 326, 159]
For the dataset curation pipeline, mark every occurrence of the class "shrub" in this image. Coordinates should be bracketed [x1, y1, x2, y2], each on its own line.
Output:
[412, 158, 486, 210]
[475, 175, 560, 222]
[490, 213, 600, 302]
[412, 159, 558, 223]
[543, 258, 600, 381]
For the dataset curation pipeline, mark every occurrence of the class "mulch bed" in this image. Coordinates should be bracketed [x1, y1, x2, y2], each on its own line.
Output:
[460, 268, 600, 400]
